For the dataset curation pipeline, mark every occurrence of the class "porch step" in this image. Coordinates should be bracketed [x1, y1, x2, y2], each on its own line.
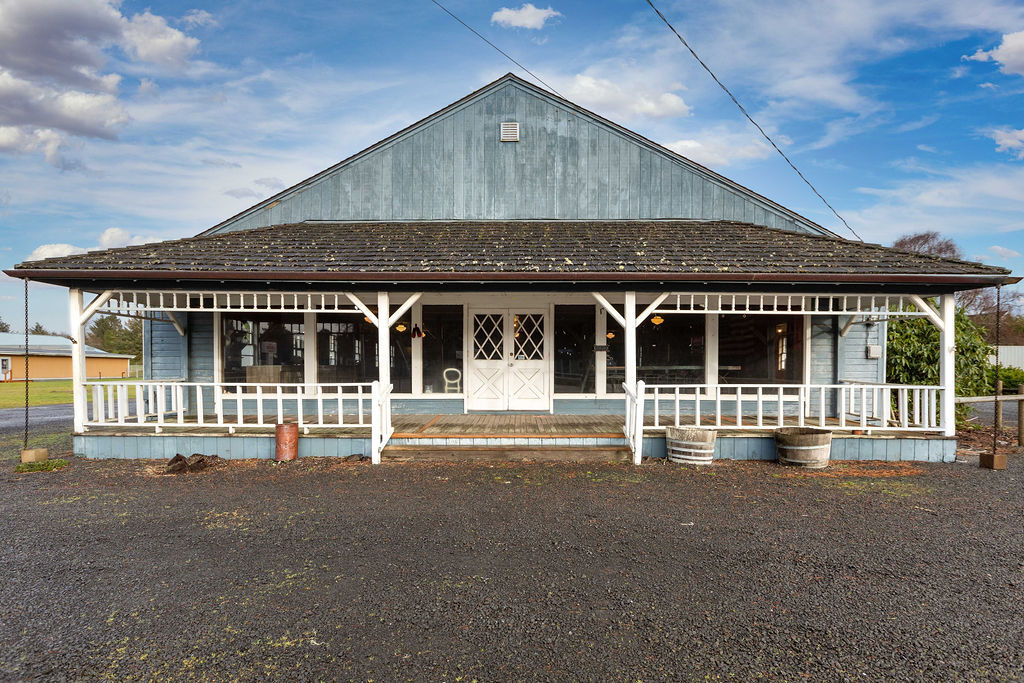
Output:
[381, 445, 632, 463]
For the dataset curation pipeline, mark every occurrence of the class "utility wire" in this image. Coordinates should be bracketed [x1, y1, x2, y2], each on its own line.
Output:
[645, 0, 862, 241]
[429, 0, 565, 98]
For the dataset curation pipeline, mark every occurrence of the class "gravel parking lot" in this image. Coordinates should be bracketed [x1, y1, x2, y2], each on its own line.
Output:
[2, 426, 1022, 680]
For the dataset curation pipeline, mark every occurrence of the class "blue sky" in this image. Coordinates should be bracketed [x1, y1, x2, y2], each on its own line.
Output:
[2, 0, 1024, 331]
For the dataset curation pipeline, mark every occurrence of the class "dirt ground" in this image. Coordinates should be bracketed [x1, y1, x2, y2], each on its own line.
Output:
[1, 425, 1022, 681]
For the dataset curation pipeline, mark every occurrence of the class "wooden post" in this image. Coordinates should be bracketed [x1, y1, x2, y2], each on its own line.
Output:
[624, 291, 637, 389]
[1018, 385, 1024, 447]
[995, 378, 1004, 432]
[939, 294, 955, 437]
[69, 288, 86, 433]
[377, 291, 390, 390]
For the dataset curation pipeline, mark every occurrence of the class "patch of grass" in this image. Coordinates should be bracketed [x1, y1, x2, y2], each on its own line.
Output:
[1, 430, 74, 464]
[0, 379, 137, 409]
[15, 458, 69, 473]
[826, 478, 930, 498]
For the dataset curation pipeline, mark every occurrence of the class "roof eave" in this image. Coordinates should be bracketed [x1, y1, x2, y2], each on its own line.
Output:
[6, 268, 1014, 288]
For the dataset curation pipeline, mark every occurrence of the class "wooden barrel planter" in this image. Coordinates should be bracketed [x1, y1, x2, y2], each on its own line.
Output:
[774, 427, 832, 469]
[665, 427, 717, 465]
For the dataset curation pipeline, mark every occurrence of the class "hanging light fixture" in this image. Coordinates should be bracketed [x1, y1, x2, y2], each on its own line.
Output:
[395, 323, 407, 333]
[606, 331, 616, 339]
[651, 314, 665, 326]
[363, 316, 372, 324]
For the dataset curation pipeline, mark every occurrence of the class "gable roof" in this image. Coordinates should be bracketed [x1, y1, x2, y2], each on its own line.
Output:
[0, 333, 134, 358]
[9, 220, 1009, 288]
[201, 73, 839, 237]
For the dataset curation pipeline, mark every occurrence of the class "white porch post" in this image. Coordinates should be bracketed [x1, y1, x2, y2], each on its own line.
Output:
[624, 291, 637, 388]
[69, 288, 86, 432]
[939, 293, 956, 437]
[377, 291, 390, 389]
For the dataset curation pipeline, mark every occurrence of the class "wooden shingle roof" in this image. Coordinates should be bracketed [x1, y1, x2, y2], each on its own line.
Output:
[8, 220, 1010, 286]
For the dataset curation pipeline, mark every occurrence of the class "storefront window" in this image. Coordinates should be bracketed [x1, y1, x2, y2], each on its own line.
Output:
[605, 311, 705, 390]
[316, 312, 412, 392]
[554, 305, 595, 393]
[637, 314, 704, 385]
[422, 305, 463, 394]
[718, 315, 803, 384]
[222, 313, 304, 385]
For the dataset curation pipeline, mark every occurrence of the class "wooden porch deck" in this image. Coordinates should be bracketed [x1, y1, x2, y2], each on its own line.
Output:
[83, 413, 928, 438]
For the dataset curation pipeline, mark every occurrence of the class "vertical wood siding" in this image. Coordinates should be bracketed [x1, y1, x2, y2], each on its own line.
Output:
[212, 81, 820, 234]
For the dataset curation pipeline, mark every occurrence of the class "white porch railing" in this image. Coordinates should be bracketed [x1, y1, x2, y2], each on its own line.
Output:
[82, 380, 394, 459]
[623, 381, 945, 461]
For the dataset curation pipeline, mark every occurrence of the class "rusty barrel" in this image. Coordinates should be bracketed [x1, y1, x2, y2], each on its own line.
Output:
[665, 427, 717, 465]
[275, 422, 298, 461]
[775, 427, 832, 469]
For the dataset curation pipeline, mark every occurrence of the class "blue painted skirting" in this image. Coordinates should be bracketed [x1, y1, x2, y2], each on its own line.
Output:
[74, 433, 955, 462]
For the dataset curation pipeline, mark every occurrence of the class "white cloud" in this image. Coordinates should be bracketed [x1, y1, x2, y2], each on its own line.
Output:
[491, 4, 561, 30]
[0, 0, 201, 167]
[984, 126, 1024, 159]
[950, 65, 970, 78]
[665, 127, 775, 167]
[224, 187, 261, 199]
[201, 157, 242, 168]
[979, 81, 999, 89]
[121, 11, 198, 70]
[24, 227, 159, 262]
[26, 243, 86, 261]
[844, 163, 1024, 242]
[182, 9, 217, 28]
[916, 144, 938, 153]
[254, 177, 285, 190]
[965, 30, 1024, 76]
[990, 245, 1021, 259]
[96, 227, 159, 249]
[896, 114, 939, 133]
[559, 74, 689, 120]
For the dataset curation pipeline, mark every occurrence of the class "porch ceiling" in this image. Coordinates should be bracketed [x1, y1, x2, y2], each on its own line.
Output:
[7, 220, 1012, 290]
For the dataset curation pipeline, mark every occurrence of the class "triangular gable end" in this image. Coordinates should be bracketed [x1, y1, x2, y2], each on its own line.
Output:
[204, 73, 835, 236]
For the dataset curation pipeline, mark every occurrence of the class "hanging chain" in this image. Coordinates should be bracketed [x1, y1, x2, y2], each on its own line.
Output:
[993, 285, 1002, 457]
[24, 278, 29, 451]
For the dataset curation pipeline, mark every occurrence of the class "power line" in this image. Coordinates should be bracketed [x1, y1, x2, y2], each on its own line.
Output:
[644, 0, 862, 241]
[429, 0, 565, 98]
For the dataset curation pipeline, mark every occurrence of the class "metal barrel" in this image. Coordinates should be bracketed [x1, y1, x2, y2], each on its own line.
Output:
[275, 422, 299, 461]
[665, 427, 717, 465]
[775, 427, 832, 468]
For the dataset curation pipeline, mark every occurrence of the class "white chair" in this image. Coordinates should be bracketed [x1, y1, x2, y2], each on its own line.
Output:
[443, 368, 462, 393]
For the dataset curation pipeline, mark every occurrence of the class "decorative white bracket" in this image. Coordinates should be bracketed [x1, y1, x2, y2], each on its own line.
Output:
[344, 292, 378, 326]
[388, 292, 422, 327]
[80, 291, 113, 325]
[166, 312, 186, 337]
[909, 295, 944, 332]
[591, 292, 626, 328]
[635, 293, 670, 328]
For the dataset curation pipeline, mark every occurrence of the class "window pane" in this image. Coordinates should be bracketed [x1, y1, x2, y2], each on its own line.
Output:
[637, 314, 704, 385]
[316, 311, 412, 391]
[390, 314, 412, 393]
[422, 305, 464, 394]
[718, 314, 804, 384]
[222, 313, 304, 386]
[605, 310, 625, 393]
[317, 313, 376, 384]
[554, 305, 595, 393]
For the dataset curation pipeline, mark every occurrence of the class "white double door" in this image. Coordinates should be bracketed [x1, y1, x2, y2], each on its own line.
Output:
[467, 308, 549, 411]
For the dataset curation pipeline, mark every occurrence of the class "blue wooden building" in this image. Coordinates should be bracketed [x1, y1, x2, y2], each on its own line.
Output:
[7, 74, 1012, 464]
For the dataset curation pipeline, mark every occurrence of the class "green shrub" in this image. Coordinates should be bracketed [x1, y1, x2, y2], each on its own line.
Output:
[14, 458, 69, 473]
[887, 306, 992, 423]
[986, 365, 1024, 393]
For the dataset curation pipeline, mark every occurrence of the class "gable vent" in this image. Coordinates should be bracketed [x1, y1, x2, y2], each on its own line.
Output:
[500, 121, 519, 142]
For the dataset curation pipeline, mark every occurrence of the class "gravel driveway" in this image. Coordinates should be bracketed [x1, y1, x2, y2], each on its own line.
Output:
[2, 430, 1022, 680]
